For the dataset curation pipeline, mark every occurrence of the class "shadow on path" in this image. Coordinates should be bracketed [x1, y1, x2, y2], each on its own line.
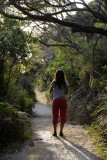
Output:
[56, 136, 102, 160]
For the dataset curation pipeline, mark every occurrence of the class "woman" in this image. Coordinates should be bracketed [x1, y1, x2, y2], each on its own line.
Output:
[50, 69, 69, 136]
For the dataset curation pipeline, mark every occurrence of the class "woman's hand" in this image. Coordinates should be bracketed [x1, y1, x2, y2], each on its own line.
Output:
[50, 86, 54, 94]
[65, 87, 68, 95]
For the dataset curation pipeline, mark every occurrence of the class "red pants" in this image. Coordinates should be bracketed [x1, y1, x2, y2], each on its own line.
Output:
[52, 99, 67, 124]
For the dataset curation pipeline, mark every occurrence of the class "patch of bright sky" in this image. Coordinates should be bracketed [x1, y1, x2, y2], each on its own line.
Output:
[77, 0, 93, 8]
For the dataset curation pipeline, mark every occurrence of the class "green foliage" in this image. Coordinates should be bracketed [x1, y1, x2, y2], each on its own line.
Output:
[18, 90, 34, 114]
[7, 82, 22, 104]
[18, 111, 31, 120]
[91, 84, 107, 122]
[0, 142, 23, 156]
[0, 18, 31, 98]
[0, 102, 31, 146]
[6, 81, 35, 114]
[0, 17, 36, 113]
[44, 46, 80, 92]
[24, 130, 32, 139]
[0, 18, 29, 59]
[29, 36, 39, 44]
[87, 122, 107, 160]
[89, 77, 101, 89]
[86, 85, 107, 159]
[0, 102, 17, 119]
[19, 76, 36, 101]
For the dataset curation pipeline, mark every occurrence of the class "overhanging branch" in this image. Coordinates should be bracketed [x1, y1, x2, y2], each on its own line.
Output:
[0, 9, 28, 20]
[39, 40, 80, 51]
[0, 0, 107, 36]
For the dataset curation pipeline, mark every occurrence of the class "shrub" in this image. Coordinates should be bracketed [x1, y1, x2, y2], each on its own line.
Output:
[6, 82, 22, 104]
[18, 90, 34, 114]
[18, 77, 36, 101]
[0, 102, 31, 146]
[7, 82, 35, 114]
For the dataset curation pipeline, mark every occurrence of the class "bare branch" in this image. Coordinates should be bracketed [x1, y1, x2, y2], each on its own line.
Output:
[39, 40, 79, 51]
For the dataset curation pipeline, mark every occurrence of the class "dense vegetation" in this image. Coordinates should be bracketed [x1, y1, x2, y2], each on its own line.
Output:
[0, 18, 37, 150]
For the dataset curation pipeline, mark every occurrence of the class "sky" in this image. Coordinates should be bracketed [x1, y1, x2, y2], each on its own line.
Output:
[77, 0, 93, 7]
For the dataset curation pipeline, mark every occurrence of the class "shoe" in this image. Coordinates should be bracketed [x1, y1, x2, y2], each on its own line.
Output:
[53, 132, 57, 137]
[59, 131, 63, 136]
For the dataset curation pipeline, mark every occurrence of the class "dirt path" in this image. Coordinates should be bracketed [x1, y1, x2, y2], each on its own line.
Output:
[0, 91, 101, 160]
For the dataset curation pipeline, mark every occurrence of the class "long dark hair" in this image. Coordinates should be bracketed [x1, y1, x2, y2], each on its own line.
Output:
[52, 69, 66, 89]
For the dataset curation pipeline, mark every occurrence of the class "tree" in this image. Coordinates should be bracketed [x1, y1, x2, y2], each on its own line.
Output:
[0, 0, 107, 37]
[0, 18, 30, 99]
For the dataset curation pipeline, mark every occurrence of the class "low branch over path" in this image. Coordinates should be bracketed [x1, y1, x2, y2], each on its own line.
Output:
[0, 91, 101, 160]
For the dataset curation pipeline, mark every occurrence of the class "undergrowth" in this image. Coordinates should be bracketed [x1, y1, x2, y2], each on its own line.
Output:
[86, 123, 107, 160]
[0, 102, 32, 157]
[0, 142, 23, 157]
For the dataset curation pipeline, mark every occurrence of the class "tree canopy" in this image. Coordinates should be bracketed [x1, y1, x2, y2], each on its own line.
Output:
[0, 0, 107, 36]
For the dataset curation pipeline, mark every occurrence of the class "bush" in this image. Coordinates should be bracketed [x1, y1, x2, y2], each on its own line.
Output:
[87, 121, 107, 160]
[6, 82, 22, 104]
[18, 90, 34, 114]
[7, 82, 35, 114]
[0, 102, 31, 146]
[86, 87, 107, 160]
[18, 77, 36, 101]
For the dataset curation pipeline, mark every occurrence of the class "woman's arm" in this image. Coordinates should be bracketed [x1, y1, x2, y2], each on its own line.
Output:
[50, 86, 54, 94]
[65, 87, 68, 95]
